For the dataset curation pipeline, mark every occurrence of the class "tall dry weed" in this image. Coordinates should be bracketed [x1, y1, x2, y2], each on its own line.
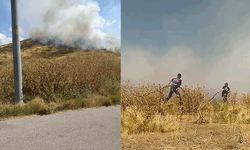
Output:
[121, 107, 179, 135]
[0, 51, 120, 103]
[121, 81, 250, 134]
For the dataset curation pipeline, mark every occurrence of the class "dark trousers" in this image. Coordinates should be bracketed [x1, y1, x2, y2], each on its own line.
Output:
[165, 86, 182, 105]
[222, 91, 228, 97]
[222, 91, 229, 102]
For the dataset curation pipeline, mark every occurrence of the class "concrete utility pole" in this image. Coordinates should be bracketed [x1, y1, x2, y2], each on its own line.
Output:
[11, 0, 23, 104]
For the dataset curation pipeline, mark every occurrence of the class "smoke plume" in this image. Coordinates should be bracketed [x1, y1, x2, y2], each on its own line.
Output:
[122, 0, 250, 94]
[122, 40, 250, 94]
[29, 0, 120, 52]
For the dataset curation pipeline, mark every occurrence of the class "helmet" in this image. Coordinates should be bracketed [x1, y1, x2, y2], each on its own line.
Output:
[177, 73, 182, 78]
[225, 82, 228, 86]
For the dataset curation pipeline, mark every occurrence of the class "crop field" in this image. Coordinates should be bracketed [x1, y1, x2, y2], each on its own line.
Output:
[121, 81, 250, 149]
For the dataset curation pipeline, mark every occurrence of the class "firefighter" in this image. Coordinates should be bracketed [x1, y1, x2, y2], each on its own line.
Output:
[221, 82, 230, 102]
[164, 73, 182, 105]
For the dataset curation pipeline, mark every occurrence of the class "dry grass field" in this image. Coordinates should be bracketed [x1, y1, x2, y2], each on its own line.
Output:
[0, 39, 120, 119]
[121, 81, 250, 149]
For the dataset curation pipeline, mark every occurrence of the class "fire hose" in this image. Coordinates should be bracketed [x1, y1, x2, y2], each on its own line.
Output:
[209, 91, 222, 101]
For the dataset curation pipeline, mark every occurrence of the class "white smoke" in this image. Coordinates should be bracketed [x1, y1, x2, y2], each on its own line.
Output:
[122, 41, 250, 94]
[122, 0, 250, 94]
[28, 0, 120, 51]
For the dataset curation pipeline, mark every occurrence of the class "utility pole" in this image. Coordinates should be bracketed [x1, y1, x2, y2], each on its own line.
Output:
[11, 0, 23, 104]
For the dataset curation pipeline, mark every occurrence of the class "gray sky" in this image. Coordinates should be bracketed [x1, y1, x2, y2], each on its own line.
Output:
[122, 0, 250, 93]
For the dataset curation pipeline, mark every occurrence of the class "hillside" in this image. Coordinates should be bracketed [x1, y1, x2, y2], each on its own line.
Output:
[0, 39, 120, 67]
[0, 39, 121, 119]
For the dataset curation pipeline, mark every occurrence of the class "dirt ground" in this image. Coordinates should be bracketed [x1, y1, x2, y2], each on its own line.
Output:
[121, 119, 250, 150]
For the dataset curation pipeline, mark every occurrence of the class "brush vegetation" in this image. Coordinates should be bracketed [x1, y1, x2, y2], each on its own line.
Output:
[0, 39, 120, 119]
[121, 81, 250, 149]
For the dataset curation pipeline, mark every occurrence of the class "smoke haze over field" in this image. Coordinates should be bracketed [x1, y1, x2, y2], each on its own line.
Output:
[122, 0, 250, 93]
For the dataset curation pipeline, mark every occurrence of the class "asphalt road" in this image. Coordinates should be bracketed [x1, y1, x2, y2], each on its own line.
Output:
[0, 106, 121, 150]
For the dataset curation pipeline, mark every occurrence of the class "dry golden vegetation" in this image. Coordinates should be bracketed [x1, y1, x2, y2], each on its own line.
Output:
[0, 39, 120, 119]
[121, 81, 250, 149]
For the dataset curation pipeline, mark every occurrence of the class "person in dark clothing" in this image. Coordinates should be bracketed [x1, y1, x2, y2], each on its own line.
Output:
[221, 82, 230, 102]
[164, 73, 182, 105]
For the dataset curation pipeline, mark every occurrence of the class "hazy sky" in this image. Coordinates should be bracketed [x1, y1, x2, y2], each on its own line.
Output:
[122, 0, 250, 93]
[0, 0, 121, 48]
